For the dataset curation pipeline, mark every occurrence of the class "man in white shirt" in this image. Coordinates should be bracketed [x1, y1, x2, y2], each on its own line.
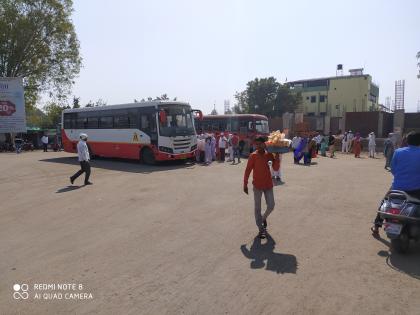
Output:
[341, 132, 348, 153]
[41, 135, 49, 152]
[368, 132, 376, 158]
[218, 132, 227, 162]
[314, 133, 322, 154]
[346, 130, 354, 153]
[70, 133, 92, 185]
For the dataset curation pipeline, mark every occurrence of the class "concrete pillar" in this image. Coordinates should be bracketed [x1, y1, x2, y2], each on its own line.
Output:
[338, 118, 345, 133]
[393, 109, 405, 133]
[378, 112, 383, 138]
[324, 116, 330, 134]
[393, 109, 405, 147]
[294, 112, 303, 124]
[282, 112, 294, 137]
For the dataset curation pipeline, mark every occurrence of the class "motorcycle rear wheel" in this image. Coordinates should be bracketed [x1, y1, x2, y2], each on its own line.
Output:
[391, 233, 410, 254]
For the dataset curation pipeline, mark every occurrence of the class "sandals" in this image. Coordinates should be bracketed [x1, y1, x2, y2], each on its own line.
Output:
[371, 226, 379, 237]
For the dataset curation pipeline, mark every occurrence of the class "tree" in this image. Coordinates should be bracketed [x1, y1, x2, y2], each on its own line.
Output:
[85, 99, 106, 107]
[233, 91, 246, 114]
[210, 105, 218, 115]
[234, 77, 299, 117]
[26, 106, 46, 128]
[43, 102, 70, 128]
[0, 0, 82, 109]
[72, 96, 80, 108]
[139, 94, 177, 101]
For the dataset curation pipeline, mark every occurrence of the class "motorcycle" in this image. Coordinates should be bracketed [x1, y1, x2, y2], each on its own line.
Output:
[22, 141, 34, 151]
[377, 190, 420, 253]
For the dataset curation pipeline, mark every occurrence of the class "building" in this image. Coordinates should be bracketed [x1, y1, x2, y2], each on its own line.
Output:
[287, 69, 379, 118]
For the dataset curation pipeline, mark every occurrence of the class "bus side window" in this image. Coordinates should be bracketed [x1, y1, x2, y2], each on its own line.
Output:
[231, 120, 239, 132]
[115, 115, 130, 128]
[239, 120, 248, 134]
[87, 117, 98, 129]
[140, 115, 150, 130]
[99, 116, 113, 129]
[141, 114, 157, 134]
[76, 117, 87, 129]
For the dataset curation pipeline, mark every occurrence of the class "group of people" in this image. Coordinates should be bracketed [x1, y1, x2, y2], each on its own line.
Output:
[290, 130, 388, 161]
[291, 132, 319, 165]
[195, 132, 241, 165]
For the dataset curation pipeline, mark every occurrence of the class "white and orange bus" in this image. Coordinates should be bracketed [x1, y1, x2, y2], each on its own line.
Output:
[62, 101, 202, 164]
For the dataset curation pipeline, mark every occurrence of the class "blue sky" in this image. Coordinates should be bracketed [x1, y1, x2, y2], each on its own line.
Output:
[71, 0, 420, 113]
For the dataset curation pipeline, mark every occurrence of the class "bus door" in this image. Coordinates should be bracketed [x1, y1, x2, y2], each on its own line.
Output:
[139, 107, 158, 146]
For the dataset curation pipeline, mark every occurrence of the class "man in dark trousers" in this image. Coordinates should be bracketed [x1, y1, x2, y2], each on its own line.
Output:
[70, 133, 92, 185]
[371, 131, 420, 235]
[244, 136, 279, 239]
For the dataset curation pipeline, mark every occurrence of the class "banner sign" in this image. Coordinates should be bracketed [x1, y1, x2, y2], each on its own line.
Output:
[0, 78, 26, 133]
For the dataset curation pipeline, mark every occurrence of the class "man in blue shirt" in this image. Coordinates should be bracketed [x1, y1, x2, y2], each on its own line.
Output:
[371, 131, 420, 235]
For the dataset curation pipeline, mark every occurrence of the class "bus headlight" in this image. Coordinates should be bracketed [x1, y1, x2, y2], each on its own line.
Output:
[159, 146, 173, 154]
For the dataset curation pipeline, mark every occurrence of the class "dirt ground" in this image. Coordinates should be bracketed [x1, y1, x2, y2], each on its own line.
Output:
[0, 150, 419, 315]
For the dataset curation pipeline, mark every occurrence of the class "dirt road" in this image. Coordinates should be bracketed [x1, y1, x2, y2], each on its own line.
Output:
[0, 151, 419, 314]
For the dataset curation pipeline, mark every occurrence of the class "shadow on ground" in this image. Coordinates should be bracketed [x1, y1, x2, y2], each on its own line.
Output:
[240, 233, 298, 274]
[376, 237, 420, 280]
[40, 156, 196, 174]
[56, 185, 84, 193]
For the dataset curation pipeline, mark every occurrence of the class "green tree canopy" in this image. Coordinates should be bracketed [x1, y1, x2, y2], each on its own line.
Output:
[234, 77, 300, 117]
[0, 0, 82, 109]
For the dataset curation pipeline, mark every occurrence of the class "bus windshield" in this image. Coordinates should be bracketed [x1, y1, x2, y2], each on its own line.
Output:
[159, 105, 195, 137]
[254, 120, 269, 133]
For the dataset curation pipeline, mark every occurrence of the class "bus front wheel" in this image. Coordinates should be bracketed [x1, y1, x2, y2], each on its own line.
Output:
[141, 147, 156, 165]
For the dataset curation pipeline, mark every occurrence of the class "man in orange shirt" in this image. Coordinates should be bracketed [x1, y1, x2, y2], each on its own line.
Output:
[244, 137, 279, 238]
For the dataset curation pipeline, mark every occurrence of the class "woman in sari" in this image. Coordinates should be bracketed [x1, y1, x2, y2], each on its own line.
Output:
[352, 132, 362, 158]
[320, 134, 328, 157]
[294, 135, 308, 164]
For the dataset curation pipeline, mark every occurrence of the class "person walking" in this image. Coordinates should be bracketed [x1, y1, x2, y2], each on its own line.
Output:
[368, 132, 376, 158]
[210, 134, 216, 161]
[328, 132, 336, 158]
[347, 130, 354, 153]
[314, 133, 322, 154]
[294, 135, 308, 164]
[227, 133, 234, 162]
[231, 133, 240, 164]
[383, 133, 395, 170]
[244, 137, 279, 239]
[291, 134, 301, 158]
[320, 135, 328, 157]
[352, 132, 362, 158]
[14, 135, 23, 154]
[218, 132, 227, 162]
[271, 153, 281, 181]
[204, 135, 212, 165]
[341, 132, 348, 153]
[70, 133, 92, 185]
[41, 134, 49, 152]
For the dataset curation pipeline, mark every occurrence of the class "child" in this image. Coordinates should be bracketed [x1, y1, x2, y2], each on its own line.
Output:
[271, 153, 281, 181]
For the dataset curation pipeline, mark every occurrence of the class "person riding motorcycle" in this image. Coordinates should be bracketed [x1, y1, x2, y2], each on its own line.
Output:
[371, 131, 420, 235]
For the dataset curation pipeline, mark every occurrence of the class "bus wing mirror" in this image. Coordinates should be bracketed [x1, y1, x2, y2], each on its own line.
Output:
[192, 109, 203, 121]
[159, 110, 167, 124]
